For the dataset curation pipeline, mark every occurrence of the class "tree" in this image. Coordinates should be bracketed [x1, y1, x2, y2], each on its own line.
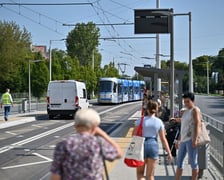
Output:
[66, 22, 100, 66]
[213, 49, 224, 91]
[30, 52, 49, 99]
[31, 61, 49, 99]
[161, 60, 188, 70]
[193, 55, 209, 76]
[0, 21, 31, 92]
[132, 73, 144, 80]
[161, 60, 189, 92]
[102, 62, 120, 78]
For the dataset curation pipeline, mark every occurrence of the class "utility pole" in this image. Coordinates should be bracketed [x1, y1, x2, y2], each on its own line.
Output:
[92, 49, 95, 98]
[207, 60, 209, 95]
[189, 12, 193, 92]
[49, 40, 52, 81]
[156, 0, 161, 96]
[49, 39, 66, 81]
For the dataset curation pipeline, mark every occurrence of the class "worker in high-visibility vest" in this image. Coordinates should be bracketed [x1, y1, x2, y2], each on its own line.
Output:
[1, 88, 13, 121]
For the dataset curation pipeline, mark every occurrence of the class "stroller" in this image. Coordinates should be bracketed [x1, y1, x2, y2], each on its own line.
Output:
[165, 121, 181, 157]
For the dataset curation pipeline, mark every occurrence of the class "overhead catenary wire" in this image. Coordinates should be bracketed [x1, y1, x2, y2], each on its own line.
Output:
[93, 1, 149, 59]
[63, 22, 134, 26]
[0, 2, 93, 6]
[108, 0, 133, 10]
[94, 1, 139, 57]
[90, 1, 131, 55]
[2, 0, 96, 36]
[2, 5, 64, 36]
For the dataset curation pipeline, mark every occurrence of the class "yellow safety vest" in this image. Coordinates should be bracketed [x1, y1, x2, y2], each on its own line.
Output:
[1, 92, 11, 105]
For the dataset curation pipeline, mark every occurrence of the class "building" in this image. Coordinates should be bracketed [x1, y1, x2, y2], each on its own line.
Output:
[31, 45, 49, 59]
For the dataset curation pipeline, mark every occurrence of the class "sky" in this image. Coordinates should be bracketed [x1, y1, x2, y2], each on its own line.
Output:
[1, 0, 224, 76]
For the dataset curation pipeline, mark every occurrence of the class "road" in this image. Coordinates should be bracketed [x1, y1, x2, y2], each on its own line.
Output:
[195, 95, 224, 122]
[0, 101, 141, 180]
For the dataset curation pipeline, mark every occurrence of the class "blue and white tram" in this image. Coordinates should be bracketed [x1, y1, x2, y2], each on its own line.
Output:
[122, 79, 129, 102]
[98, 77, 119, 103]
[98, 77, 145, 104]
[133, 80, 140, 100]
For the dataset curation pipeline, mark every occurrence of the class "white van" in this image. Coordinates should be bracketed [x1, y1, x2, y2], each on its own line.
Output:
[47, 80, 89, 119]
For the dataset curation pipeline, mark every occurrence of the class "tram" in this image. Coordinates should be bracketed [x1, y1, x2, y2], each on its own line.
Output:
[98, 77, 145, 104]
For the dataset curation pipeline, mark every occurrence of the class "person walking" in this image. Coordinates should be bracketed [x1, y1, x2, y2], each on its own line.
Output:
[1, 88, 13, 121]
[172, 92, 201, 180]
[50, 108, 122, 180]
[133, 100, 172, 180]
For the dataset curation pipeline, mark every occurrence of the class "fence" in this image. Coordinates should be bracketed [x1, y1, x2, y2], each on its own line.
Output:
[0, 92, 46, 116]
[202, 113, 224, 177]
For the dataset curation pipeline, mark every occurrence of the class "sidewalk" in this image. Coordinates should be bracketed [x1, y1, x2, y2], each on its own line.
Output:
[0, 111, 47, 129]
[108, 111, 220, 180]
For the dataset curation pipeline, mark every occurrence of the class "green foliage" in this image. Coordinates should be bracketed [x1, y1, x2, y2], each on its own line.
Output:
[102, 62, 120, 78]
[161, 60, 189, 92]
[132, 73, 144, 80]
[194, 76, 207, 93]
[66, 22, 100, 66]
[0, 21, 31, 92]
[193, 55, 209, 76]
[31, 61, 49, 99]
[161, 60, 188, 70]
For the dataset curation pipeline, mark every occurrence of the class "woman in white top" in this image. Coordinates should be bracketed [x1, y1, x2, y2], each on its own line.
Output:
[133, 100, 172, 180]
[172, 92, 201, 180]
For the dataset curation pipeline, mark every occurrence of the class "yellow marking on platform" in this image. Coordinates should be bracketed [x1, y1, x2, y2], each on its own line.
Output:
[103, 127, 134, 179]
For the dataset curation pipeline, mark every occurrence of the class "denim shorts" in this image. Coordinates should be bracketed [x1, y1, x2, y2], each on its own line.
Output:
[177, 139, 198, 169]
[144, 137, 158, 159]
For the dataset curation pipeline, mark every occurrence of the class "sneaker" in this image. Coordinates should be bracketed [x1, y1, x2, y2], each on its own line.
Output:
[4, 117, 8, 121]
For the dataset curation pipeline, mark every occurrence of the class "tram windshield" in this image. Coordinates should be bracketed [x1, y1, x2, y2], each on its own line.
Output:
[99, 81, 113, 92]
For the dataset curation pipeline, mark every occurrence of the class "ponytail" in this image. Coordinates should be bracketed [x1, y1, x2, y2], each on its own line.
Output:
[147, 100, 158, 115]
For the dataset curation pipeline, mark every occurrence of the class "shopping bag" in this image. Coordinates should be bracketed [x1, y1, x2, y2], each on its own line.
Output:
[124, 111, 145, 167]
[197, 121, 211, 146]
[124, 135, 145, 167]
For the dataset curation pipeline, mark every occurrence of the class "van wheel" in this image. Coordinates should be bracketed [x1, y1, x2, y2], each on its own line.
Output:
[49, 115, 54, 119]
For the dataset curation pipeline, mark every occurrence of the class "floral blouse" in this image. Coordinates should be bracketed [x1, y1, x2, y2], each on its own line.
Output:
[51, 133, 118, 180]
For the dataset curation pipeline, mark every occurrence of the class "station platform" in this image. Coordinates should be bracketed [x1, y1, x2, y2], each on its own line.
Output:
[108, 111, 221, 180]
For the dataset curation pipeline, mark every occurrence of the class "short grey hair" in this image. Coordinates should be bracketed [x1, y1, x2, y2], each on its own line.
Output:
[75, 109, 101, 128]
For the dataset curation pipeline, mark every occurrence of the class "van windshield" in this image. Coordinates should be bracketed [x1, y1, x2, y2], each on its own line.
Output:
[99, 81, 113, 92]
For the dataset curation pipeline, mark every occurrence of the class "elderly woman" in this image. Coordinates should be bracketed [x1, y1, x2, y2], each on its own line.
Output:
[50, 109, 122, 180]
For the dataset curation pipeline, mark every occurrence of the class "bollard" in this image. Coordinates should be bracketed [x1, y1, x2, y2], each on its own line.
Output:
[22, 99, 28, 113]
[198, 144, 210, 178]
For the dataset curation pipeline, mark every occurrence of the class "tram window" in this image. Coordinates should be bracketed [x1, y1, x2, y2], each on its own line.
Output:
[118, 84, 122, 93]
[113, 83, 117, 93]
[99, 81, 112, 92]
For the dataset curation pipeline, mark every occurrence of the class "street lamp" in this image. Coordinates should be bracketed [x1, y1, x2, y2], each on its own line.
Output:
[49, 39, 66, 81]
[207, 60, 209, 95]
[28, 60, 44, 112]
